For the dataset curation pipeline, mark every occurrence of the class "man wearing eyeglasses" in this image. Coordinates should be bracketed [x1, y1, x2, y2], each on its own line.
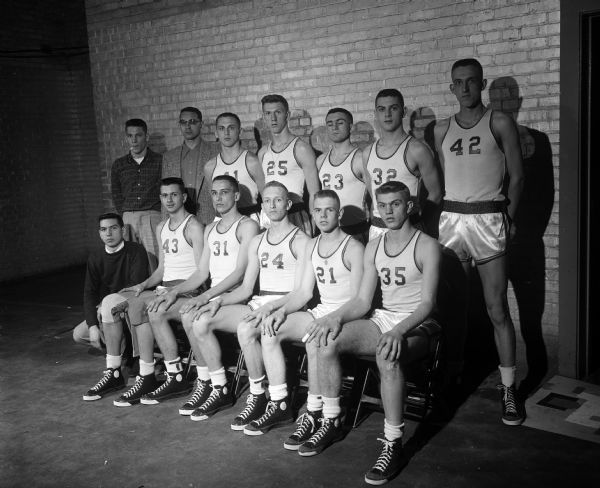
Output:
[163, 107, 217, 225]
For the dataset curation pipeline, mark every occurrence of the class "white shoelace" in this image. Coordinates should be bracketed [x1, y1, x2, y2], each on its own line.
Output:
[292, 412, 316, 438]
[499, 385, 518, 414]
[187, 379, 208, 404]
[238, 394, 259, 420]
[255, 401, 277, 426]
[91, 369, 113, 391]
[372, 438, 396, 472]
[122, 375, 144, 398]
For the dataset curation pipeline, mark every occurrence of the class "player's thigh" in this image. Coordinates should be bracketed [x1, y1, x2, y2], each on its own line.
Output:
[477, 254, 509, 308]
[275, 311, 314, 342]
[206, 304, 252, 334]
[154, 298, 189, 322]
[330, 319, 381, 356]
[400, 328, 430, 365]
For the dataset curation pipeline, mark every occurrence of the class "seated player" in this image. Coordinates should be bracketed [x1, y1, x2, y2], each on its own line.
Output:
[204, 112, 265, 220]
[317, 108, 369, 241]
[145, 175, 259, 412]
[306, 181, 441, 485]
[81, 213, 149, 401]
[180, 181, 308, 426]
[109, 177, 205, 407]
[244, 189, 363, 445]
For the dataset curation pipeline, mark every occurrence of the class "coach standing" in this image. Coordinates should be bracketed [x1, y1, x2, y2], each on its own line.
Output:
[111, 118, 163, 273]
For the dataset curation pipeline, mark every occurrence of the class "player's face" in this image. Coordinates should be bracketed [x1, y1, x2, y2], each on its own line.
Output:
[376, 191, 412, 230]
[216, 116, 241, 148]
[179, 111, 202, 141]
[375, 96, 404, 133]
[450, 65, 486, 109]
[98, 218, 125, 248]
[160, 184, 187, 214]
[326, 112, 352, 143]
[312, 197, 341, 233]
[261, 186, 291, 222]
[125, 126, 148, 156]
[211, 179, 239, 214]
[262, 102, 289, 135]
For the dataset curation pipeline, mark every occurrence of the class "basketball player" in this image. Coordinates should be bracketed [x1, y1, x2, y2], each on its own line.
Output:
[142, 175, 259, 415]
[305, 181, 441, 485]
[317, 108, 369, 241]
[433, 58, 525, 425]
[243, 189, 364, 444]
[108, 177, 205, 407]
[258, 94, 320, 235]
[204, 112, 265, 219]
[179, 181, 308, 427]
[363, 89, 442, 239]
[80, 213, 149, 401]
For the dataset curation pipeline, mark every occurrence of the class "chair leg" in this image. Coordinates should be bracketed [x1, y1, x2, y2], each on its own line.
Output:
[232, 350, 245, 398]
[184, 348, 194, 381]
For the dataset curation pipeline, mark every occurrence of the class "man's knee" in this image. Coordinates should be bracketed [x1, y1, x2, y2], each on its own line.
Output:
[486, 298, 510, 327]
[72, 321, 89, 344]
[376, 353, 402, 380]
[237, 320, 259, 345]
[192, 313, 213, 339]
[99, 293, 127, 323]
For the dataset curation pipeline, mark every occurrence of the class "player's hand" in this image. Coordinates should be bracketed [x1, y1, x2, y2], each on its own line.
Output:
[270, 308, 286, 332]
[376, 329, 404, 362]
[179, 295, 209, 313]
[89, 324, 104, 350]
[243, 306, 272, 329]
[193, 299, 221, 320]
[147, 291, 177, 313]
[120, 283, 145, 297]
[305, 316, 342, 347]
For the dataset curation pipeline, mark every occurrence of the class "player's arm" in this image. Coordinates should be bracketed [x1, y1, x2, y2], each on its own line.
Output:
[121, 222, 166, 295]
[377, 236, 441, 361]
[409, 139, 442, 205]
[295, 140, 320, 210]
[110, 161, 123, 214]
[315, 152, 326, 172]
[246, 151, 266, 194]
[199, 219, 260, 303]
[492, 111, 525, 226]
[306, 239, 377, 346]
[203, 157, 217, 186]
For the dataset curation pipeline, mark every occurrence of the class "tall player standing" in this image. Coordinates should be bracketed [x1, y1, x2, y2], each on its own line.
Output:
[363, 89, 442, 239]
[204, 112, 265, 219]
[317, 108, 369, 241]
[258, 94, 320, 235]
[433, 58, 525, 425]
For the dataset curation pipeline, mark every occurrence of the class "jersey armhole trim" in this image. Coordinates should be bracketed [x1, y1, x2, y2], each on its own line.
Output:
[182, 215, 194, 248]
[413, 231, 423, 274]
[235, 216, 248, 244]
[404, 136, 420, 178]
[439, 118, 452, 149]
[341, 235, 353, 271]
[349, 147, 363, 181]
[488, 110, 504, 153]
[289, 227, 301, 259]
[292, 137, 302, 168]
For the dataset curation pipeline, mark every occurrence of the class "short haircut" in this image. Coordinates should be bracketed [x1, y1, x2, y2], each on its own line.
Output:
[125, 118, 147, 133]
[375, 89, 404, 108]
[180, 106, 202, 121]
[212, 174, 239, 192]
[263, 180, 289, 198]
[375, 180, 411, 201]
[451, 58, 483, 80]
[98, 212, 124, 227]
[326, 107, 353, 124]
[314, 189, 341, 208]
[216, 112, 241, 127]
[261, 94, 289, 112]
[160, 177, 186, 194]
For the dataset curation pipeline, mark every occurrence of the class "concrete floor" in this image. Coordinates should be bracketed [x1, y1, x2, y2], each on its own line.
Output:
[1, 267, 598, 488]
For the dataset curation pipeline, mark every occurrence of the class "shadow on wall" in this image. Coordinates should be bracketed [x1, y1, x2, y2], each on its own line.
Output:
[148, 132, 167, 155]
[489, 76, 554, 398]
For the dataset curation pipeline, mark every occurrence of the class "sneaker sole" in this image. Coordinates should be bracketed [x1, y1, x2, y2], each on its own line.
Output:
[83, 385, 125, 401]
[298, 432, 344, 457]
[190, 413, 209, 421]
[190, 402, 234, 421]
[244, 417, 294, 436]
[140, 390, 191, 405]
[113, 400, 137, 407]
[502, 417, 525, 426]
[283, 442, 302, 451]
[230, 423, 246, 431]
[179, 408, 195, 416]
[364, 476, 389, 486]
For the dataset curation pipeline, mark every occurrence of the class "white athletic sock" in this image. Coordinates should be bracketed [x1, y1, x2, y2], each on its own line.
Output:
[307, 392, 323, 412]
[384, 419, 404, 442]
[499, 365, 516, 387]
[249, 375, 266, 395]
[209, 367, 227, 387]
[268, 383, 288, 402]
[139, 359, 155, 376]
[322, 396, 341, 419]
[196, 366, 210, 381]
[165, 357, 183, 374]
[106, 354, 121, 370]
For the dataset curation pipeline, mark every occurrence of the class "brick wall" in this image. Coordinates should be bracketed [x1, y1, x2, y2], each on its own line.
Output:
[85, 0, 560, 333]
[0, 0, 103, 282]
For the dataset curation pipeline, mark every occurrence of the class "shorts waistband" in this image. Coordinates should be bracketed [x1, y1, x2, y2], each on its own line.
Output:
[443, 200, 506, 214]
[258, 290, 286, 296]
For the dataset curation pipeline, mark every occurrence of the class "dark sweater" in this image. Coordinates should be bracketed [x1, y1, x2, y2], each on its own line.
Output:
[83, 241, 149, 327]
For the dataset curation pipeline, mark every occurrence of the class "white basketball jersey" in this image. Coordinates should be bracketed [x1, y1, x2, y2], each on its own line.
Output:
[262, 138, 304, 203]
[366, 136, 420, 218]
[257, 227, 301, 293]
[311, 234, 353, 308]
[207, 216, 246, 287]
[319, 148, 367, 225]
[161, 214, 197, 282]
[374, 230, 422, 314]
[441, 109, 506, 202]
[213, 150, 259, 208]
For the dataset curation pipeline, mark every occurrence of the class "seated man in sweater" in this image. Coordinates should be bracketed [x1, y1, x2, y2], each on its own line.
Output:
[79, 213, 149, 400]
